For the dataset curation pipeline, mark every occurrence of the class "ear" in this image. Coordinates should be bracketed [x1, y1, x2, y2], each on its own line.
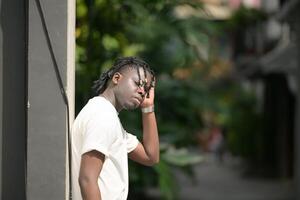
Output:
[112, 72, 122, 84]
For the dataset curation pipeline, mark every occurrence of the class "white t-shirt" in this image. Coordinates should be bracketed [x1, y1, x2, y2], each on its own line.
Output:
[71, 96, 139, 200]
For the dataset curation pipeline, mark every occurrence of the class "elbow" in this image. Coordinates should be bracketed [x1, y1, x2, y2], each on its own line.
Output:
[147, 156, 160, 166]
[151, 153, 160, 165]
[152, 159, 160, 166]
[153, 156, 160, 165]
[78, 176, 87, 189]
[78, 175, 96, 189]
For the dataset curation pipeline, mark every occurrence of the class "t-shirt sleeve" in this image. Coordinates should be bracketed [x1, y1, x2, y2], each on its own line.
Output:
[81, 113, 116, 157]
[124, 130, 139, 153]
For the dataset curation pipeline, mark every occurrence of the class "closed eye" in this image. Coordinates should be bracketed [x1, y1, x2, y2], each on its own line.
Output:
[134, 81, 142, 87]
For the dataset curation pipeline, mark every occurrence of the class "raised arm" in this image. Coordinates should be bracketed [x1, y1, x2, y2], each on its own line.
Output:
[129, 87, 159, 166]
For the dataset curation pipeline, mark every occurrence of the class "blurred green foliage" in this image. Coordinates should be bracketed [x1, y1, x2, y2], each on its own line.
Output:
[76, 0, 265, 199]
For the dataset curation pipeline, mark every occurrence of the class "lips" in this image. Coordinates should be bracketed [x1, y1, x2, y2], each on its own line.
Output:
[133, 97, 143, 105]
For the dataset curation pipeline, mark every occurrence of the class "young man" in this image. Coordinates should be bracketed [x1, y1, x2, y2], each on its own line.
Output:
[71, 57, 159, 200]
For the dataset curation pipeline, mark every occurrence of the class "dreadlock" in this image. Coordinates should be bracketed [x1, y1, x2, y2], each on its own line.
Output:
[92, 56, 155, 97]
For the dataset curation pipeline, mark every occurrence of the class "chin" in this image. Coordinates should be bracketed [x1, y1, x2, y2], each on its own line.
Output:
[124, 102, 139, 110]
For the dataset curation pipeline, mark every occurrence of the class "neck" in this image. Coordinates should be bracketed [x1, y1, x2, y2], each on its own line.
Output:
[100, 90, 122, 112]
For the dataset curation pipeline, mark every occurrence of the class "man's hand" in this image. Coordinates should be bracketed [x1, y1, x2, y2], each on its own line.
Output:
[140, 83, 155, 108]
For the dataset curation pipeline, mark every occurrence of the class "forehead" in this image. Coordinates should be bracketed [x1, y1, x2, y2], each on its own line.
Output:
[121, 66, 151, 80]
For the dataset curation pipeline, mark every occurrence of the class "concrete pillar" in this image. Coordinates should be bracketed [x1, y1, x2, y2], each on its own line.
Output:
[0, 0, 75, 199]
[27, 0, 75, 199]
[66, 0, 76, 198]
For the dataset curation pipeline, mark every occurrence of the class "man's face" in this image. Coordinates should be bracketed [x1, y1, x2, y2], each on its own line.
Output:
[115, 67, 152, 111]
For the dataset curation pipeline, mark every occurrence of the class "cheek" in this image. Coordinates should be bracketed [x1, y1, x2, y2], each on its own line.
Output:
[119, 81, 137, 98]
[126, 81, 138, 93]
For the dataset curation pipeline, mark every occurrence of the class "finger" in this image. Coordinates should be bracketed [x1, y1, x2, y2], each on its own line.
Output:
[146, 87, 154, 99]
[151, 79, 156, 88]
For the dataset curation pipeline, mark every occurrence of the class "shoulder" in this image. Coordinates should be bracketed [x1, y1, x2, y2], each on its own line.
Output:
[85, 97, 119, 125]
[74, 97, 118, 128]
[83, 96, 117, 116]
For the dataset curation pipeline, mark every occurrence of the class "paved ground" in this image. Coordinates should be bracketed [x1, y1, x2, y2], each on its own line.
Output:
[174, 153, 295, 200]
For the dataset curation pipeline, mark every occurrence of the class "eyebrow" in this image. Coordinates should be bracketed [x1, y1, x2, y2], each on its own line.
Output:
[128, 67, 151, 87]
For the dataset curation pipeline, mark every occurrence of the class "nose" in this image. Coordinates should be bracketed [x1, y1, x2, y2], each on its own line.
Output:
[137, 85, 146, 97]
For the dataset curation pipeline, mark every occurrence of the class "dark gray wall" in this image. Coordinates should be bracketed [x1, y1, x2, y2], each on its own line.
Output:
[294, 10, 300, 200]
[0, 0, 2, 196]
[0, 0, 3, 196]
[0, 0, 27, 199]
[27, 0, 68, 199]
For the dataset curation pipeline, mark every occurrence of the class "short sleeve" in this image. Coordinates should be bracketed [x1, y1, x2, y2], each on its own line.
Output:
[81, 113, 116, 157]
[124, 130, 139, 153]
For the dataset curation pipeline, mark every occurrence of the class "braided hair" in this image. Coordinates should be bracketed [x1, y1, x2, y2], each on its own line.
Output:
[92, 57, 155, 97]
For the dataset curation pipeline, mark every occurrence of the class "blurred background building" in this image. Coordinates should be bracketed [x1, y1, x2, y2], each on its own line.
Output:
[233, 0, 300, 183]
[232, 0, 300, 198]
